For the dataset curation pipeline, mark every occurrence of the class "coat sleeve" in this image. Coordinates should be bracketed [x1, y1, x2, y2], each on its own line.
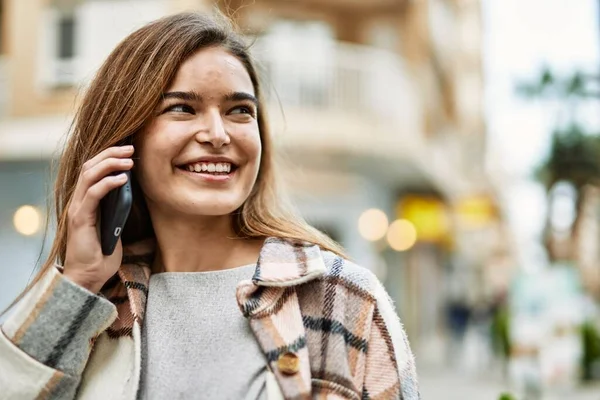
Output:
[362, 278, 420, 400]
[0, 266, 117, 400]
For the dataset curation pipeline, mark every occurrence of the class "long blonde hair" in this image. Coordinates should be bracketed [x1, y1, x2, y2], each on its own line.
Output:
[7, 12, 346, 312]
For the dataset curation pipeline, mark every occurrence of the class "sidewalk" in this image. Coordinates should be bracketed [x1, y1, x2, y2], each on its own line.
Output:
[418, 365, 600, 400]
[418, 365, 506, 399]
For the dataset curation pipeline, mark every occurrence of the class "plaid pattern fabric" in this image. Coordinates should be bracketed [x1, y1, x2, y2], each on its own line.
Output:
[1, 236, 417, 399]
[1, 266, 118, 399]
[100, 237, 419, 399]
[101, 239, 153, 339]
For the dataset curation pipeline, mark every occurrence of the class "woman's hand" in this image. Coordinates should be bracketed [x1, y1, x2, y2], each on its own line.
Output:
[62, 145, 135, 294]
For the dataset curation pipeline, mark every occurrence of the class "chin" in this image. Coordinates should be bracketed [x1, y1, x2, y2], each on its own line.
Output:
[191, 206, 239, 217]
[180, 192, 245, 217]
[145, 183, 250, 219]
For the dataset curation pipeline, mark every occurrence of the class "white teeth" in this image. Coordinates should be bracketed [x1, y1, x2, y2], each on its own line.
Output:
[185, 162, 233, 174]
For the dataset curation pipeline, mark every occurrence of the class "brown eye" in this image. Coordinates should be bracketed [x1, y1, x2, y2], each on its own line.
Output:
[164, 104, 195, 114]
[229, 106, 256, 118]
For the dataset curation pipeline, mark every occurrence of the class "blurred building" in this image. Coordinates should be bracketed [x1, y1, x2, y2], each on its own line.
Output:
[0, 0, 510, 348]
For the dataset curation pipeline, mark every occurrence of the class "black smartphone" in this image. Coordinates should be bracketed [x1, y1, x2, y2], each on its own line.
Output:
[100, 170, 133, 255]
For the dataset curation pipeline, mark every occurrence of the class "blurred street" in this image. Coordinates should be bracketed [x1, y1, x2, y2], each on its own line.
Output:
[1, 0, 600, 398]
[419, 365, 508, 400]
[419, 364, 600, 400]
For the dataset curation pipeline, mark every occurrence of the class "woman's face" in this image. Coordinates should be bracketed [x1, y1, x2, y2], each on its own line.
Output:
[135, 46, 261, 218]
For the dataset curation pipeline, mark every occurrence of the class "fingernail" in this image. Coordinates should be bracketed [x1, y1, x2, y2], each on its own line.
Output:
[123, 145, 134, 151]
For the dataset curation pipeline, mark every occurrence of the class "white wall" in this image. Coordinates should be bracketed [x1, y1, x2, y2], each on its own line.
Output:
[76, 0, 169, 85]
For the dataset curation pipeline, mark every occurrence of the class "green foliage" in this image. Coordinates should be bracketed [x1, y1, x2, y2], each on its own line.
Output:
[519, 67, 600, 189]
[581, 321, 600, 381]
[498, 393, 516, 400]
[534, 124, 600, 189]
[491, 305, 511, 358]
[517, 67, 599, 99]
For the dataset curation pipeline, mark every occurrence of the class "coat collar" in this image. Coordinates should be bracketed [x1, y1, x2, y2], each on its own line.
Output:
[121, 236, 326, 285]
[102, 236, 327, 330]
[249, 237, 327, 287]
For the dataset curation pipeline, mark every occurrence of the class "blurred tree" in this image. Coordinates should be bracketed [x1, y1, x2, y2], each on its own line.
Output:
[518, 66, 600, 265]
[581, 321, 600, 381]
[518, 67, 600, 190]
[490, 302, 511, 359]
[518, 67, 600, 100]
[534, 124, 600, 190]
[497, 393, 516, 400]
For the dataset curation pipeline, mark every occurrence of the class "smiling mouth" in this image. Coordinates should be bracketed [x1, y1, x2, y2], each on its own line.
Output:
[177, 161, 238, 175]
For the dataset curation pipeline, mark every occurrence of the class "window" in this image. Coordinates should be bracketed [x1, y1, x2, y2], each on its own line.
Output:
[57, 13, 76, 60]
[428, 0, 457, 60]
[41, 8, 79, 88]
[260, 19, 334, 107]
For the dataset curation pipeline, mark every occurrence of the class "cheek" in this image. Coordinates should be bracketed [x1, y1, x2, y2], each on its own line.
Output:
[249, 138, 262, 165]
[135, 124, 178, 185]
[236, 126, 262, 163]
[138, 121, 188, 162]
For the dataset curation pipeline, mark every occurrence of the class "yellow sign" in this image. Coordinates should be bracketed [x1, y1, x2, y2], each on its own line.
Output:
[455, 195, 497, 230]
[397, 196, 450, 243]
[396, 194, 497, 246]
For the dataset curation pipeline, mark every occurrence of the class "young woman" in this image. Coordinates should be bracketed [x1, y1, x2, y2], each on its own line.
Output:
[0, 12, 419, 400]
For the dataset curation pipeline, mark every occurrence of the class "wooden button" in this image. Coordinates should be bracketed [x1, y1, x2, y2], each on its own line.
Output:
[277, 352, 299, 375]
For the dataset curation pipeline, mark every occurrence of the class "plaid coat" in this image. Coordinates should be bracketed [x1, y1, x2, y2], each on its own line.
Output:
[0, 237, 419, 399]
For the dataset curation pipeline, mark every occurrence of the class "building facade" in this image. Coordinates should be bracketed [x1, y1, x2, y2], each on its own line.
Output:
[0, 0, 505, 350]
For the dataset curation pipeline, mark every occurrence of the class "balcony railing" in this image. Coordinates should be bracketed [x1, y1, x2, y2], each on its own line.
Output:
[252, 40, 419, 130]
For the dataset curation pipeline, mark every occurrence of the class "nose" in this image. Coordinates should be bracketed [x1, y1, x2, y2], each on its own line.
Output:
[194, 109, 230, 148]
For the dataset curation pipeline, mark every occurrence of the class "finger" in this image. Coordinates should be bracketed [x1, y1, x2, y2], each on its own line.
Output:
[77, 173, 129, 223]
[82, 146, 134, 173]
[72, 146, 133, 203]
[72, 155, 133, 205]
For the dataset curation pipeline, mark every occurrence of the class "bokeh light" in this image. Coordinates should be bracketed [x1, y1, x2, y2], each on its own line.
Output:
[13, 205, 42, 236]
[358, 208, 389, 241]
[386, 219, 418, 252]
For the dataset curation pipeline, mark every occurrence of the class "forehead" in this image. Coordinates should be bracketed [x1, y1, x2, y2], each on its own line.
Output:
[168, 46, 254, 95]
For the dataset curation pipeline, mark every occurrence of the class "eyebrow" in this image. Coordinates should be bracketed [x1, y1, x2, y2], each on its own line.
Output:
[223, 91, 258, 107]
[162, 91, 202, 102]
[161, 90, 258, 107]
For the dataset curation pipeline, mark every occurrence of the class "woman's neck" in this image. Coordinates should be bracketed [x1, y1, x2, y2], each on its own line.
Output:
[149, 212, 263, 273]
